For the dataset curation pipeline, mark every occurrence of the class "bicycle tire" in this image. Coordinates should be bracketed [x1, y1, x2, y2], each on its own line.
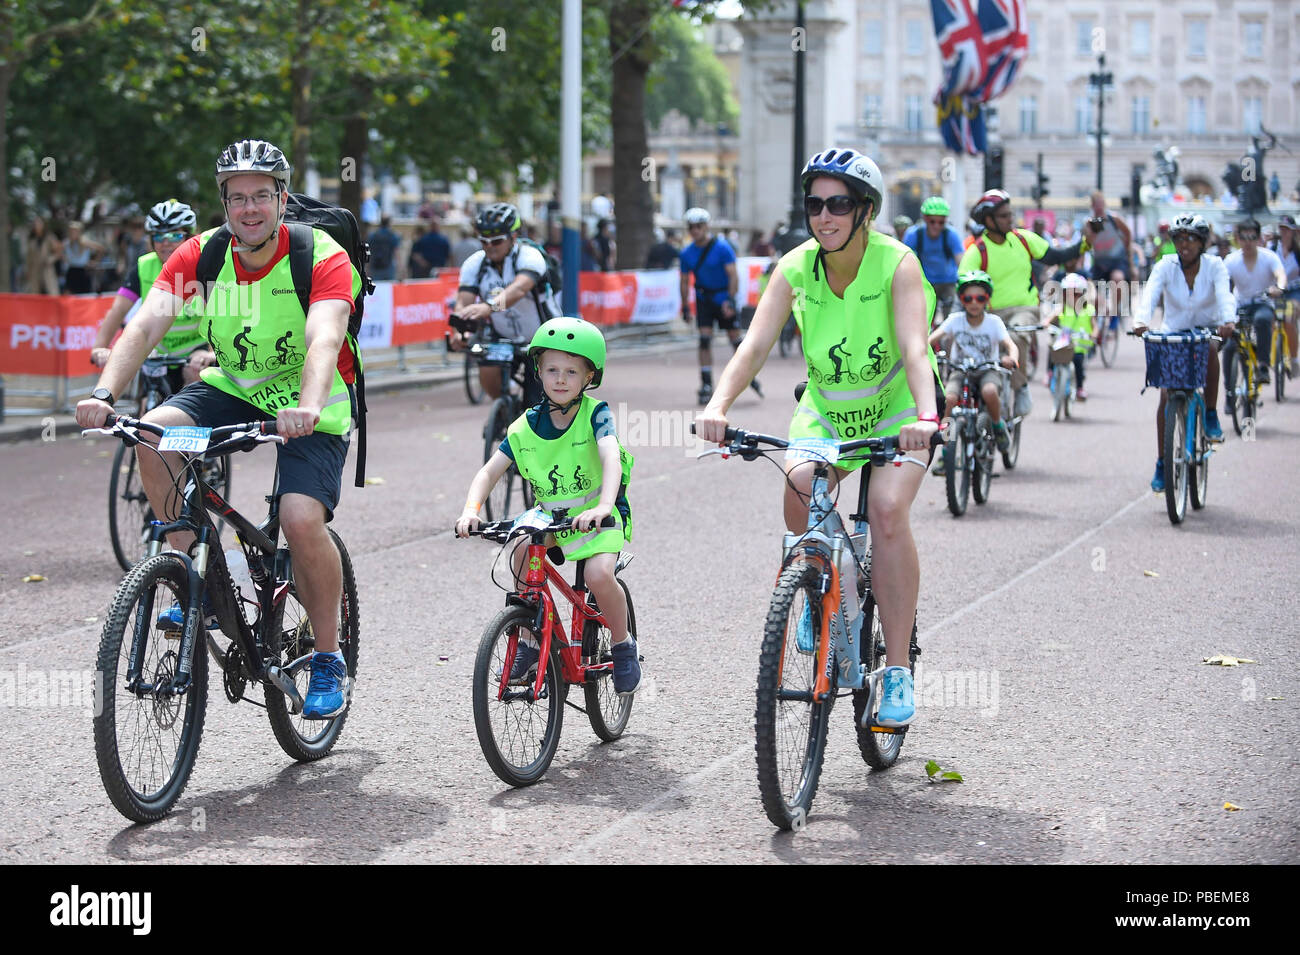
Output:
[1001, 419, 1021, 470]
[583, 579, 636, 741]
[755, 561, 833, 831]
[264, 529, 361, 761]
[944, 429, 969, 517]
[1274, 332, 1286, 403]
[1023, 332, 1039, 379]
[108, 443, 154, 572]
[852, 590, 917, 769]
[93, 553, 208, 823]
[1190, 402, 1209, 511]
[1224, 352, 1243, 436]
[464, 351, 485, 405]
[1100, 319, 1119, 367]
[972, 413, 993, 505]
[1052, 365, 1067, 422]
[1163, 392, 1189, 524]
[472, 605, 564, 786]
[482, 398, 516, 522]
[778, 316, 797, 358]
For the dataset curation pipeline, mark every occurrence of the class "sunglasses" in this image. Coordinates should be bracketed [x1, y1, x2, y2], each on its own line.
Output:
[151, 232, 189, 244]
[961, 292, 989, 304]
[803, 194, 858, 217]
[1237, 232, 1259, 241]
[479, 235, 509, 246]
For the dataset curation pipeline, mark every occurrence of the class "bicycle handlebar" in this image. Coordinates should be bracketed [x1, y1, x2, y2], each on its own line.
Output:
[87, 414, 284, 456]
[690, 423, 942, 462]
[467, 511, 618, 543]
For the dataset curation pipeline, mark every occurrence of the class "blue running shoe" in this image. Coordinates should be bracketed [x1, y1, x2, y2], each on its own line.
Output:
[156, 596, 218, 632]
[1204, 410, 1224, 443]
[611, 639, 642, 696]
[498, 639, 539, 685]
[795, 602, 814, 655]
[875, 666, 916, 727]
[1150, 459, 1165, 493]
[302, 652, 349, 720]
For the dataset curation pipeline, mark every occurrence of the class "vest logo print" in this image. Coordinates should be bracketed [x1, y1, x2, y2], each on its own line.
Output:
[271, 287, 296, 296]
[859, 291, 882, 302]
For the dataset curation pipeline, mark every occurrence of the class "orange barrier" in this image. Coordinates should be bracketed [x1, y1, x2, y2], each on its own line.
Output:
[0, 293, 113, 377]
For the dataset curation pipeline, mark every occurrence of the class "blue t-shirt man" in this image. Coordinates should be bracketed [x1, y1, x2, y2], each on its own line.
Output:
[679, 235, 737, 309]
[409, 228, 451, 277]
[903, 222, 964, 286]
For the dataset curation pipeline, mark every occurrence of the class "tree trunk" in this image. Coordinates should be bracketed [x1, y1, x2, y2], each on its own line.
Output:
[0, 63, 13, 292]
[290, 0, 313, 193]
[337, 79, 371, 227]
[609, 0, 655, 272]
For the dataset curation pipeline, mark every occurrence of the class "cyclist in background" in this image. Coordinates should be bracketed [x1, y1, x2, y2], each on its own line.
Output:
[451, 202, 558, 406]
[1041, 272, 1097, 401]
[90, 199, 215, 389]
[1132, 213, 1234, 492]
[903, 196, 965, 326]
[1222, 218, 1286, 387]
[1270, 215, 1300, 377]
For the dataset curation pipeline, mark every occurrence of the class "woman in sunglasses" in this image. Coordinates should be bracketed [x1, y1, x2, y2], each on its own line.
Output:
[90, 199, 214, 389]
[695, 147, 941, 727]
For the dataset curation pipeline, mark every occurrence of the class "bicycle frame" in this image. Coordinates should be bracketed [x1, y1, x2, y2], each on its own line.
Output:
[1179, 388, 1211, 469]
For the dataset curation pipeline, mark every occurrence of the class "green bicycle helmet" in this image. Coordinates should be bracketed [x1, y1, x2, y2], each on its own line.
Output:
[528, 317, 607, 387]
[920, 196, 950, 217]
[956, 270, 993, 296]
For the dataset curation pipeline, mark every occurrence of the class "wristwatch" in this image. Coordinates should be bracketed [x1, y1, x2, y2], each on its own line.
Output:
[91, 387, 115, 405]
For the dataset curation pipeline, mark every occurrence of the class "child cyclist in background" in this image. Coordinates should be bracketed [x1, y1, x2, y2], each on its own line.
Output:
[928, 270, 1019, 459]
[455, 318, 642, 696]
[1041, 272, 1097, 400]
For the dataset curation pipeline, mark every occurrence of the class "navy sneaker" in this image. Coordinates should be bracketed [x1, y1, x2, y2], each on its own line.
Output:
[611, 639, 642, 696]
[156, 596, 218, 633]
[1150, 459, 1165, 493]
[1204, 410, 1224, 443]
[499, 639, 540, 685]
[875, 666, 916, 727]
[302, 652, 349, 720]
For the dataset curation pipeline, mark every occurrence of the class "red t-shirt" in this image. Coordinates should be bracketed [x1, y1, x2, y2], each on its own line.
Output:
[154, 226, 357, 382]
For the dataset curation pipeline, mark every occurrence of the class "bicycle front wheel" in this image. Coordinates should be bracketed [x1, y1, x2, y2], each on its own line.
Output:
[1163, 392, 1189, 524]
[1001, 418, 1021, 470]
[1052, 365, 1068, 422]
[482, 398, 517, 522]
[1274, 332, 1287, 403]
[972, 414, 993, 505]
[1100, 318, 1119, 367]
[264, 529, 361, 761]
[755, 562, 833, 831]
[1190, 402, 1209, 511]
[944, 429, 970, 517]
[1224, 351, 1244, 436]
[583, 579, 636, 742]
[473, 606, 564, 786]
[464, 351, 485, 405]
[94, 553, 208, 823]
[108, 443, 154, 572]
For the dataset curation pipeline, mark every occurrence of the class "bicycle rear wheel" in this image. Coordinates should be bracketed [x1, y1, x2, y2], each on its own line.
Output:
[852, 591, 918, 769]
[472, 605, 564, 786]
[583, 579, 636, 741]
[1224, 352, 1244, 436]
[972, 413, 993, 505]
[482, 397, 518, 521]
[1163, 392, 1189, 524]
[1190, 403, 1209, 511]
[464, 351, 485, 405]
[1274, 331, 1287, 403]
[93, 553, 208, 822]
[755, 562, 832, 831]
[1052, 365, 1068, 422]
[1001, 419, 1021, 470]
[1099, 318, 1119, 367]
[264, 529, 361, 760]
[944, 429, 970, 517]
[108, 443, 155, 572]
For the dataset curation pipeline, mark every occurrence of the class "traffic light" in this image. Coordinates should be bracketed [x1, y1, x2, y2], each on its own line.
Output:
[1031, 152, 1049, 204]
[984, 144, 1004, 191]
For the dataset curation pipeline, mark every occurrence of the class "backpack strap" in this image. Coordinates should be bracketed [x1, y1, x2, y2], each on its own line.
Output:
[1012, 229, 1033, 257]
[285, 222, 314, 319]
[976, 238, 988, 272]
[195, 226, 233, 302]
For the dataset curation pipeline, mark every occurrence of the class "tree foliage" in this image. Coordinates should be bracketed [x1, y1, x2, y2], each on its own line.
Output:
[645, 13, 738, 132]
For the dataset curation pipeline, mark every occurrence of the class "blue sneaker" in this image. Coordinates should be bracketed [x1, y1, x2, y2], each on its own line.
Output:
[302, 652, 349, 720]
[875, 666, 916, 727]
[795, 602, 814, 655]
[498, 639, 539, 685]
[1204, 410, 1224, 443]
[611, 639, 642, 696]
[1150, 459, 1165, 493]
[156, 596, 218, 632]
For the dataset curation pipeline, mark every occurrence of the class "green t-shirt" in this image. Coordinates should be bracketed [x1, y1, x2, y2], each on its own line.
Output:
[958, 228, 1049, 309]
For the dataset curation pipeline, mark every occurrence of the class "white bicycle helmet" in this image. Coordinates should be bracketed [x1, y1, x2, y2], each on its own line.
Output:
[684, 207, 711, 225]
[145, 199, 197, 233]
[215, 139, 291, 192]
[800, 148, 884, 221]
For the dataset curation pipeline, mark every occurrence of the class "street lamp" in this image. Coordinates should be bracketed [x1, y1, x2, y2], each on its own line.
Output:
[1089, 53, 1113, 192]
[775, 1, 808, 255]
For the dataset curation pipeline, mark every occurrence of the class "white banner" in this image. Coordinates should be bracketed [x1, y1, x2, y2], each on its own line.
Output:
[630, 269, 681, 324]
[357, 281, 394, 350]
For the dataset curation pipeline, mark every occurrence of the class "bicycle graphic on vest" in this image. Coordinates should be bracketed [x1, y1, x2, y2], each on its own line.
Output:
[810, 336, 888, 387]
[263, 331, 303, 372]
[541, 463, 592, 499]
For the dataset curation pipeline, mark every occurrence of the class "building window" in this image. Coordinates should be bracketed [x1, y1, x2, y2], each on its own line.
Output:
[904, 95, 924, 132]
[1244, 22, 1263, 58]
[905, 20, 925, 57]
[1188, 20, 1207, 58]
[863, 94, 883, 127]
[1075, 161, 1092, 174]
[1130, 96, 1150, 135]
[1028, 20, 1039, 56]
[1076, 19, 1094, 56]
[863, 18, 883, 56]
[1076, 95, 1092, 134]
[1019, 95, 1038, 134]
[1243, 96, 1263, 134]
[1187, 95, 1206, 134]
[1131, 20, 1151, 57]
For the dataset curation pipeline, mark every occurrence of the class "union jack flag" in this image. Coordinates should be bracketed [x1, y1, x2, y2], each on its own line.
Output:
[931, 0, 1028, 154]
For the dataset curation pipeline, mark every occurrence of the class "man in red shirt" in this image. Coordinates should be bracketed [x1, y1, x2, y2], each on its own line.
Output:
[77, 139, 360, 720]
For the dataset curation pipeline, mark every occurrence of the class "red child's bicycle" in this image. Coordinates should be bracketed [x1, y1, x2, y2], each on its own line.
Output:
[467, 509, 639, 787]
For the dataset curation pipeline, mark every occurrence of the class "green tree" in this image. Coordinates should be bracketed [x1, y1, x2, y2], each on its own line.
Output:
[645, 14, 738, 132]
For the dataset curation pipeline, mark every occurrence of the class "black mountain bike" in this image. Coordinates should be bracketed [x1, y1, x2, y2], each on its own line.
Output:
[108, 355, 231, 571]
[85, 414, 359, 823]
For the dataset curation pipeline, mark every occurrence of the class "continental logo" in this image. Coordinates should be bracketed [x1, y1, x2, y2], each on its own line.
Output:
[859, 291, 882, 302]
[271, 287, 297, 296]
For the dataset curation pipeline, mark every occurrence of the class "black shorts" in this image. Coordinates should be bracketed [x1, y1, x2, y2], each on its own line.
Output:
[696, 297, 737, 331]
[162, 381, 352, 521]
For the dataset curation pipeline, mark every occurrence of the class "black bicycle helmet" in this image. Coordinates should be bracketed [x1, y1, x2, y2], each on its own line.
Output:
[475, 202, 522, 238]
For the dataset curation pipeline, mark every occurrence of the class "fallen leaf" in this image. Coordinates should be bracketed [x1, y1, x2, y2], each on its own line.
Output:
[1266, 697, 1283, 702]
[1202, 655, 1257, 666]
[22, 574, 46, 583]
[1143, 570, 1160, 578]
[1223, 802, 1242, 812]
[418, 563, 428, 569]
[925, 759, 963, 783]
[83, 616, 98, 623]
[364, 476, 385, 486]
[22, 550, 34, 556]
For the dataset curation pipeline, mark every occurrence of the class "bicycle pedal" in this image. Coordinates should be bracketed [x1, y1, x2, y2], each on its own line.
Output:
[864, 723, 906, 735]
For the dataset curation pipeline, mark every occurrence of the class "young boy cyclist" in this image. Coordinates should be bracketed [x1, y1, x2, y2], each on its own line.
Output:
[455, 318, 642, 696]
[1041, 272, 1097, 400]
[928, 270, 1019, 456]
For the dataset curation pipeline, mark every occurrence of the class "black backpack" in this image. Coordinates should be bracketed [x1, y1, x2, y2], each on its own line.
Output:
[476, 236, 561, 318]
[195, 193, 376, 487]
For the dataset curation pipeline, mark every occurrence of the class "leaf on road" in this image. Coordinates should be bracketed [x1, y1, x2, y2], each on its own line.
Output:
[22, 574, 46, 583]
[22, 550, 34, 556]
[925, 759, 963, 783]
[1266, 697, 1283, 702]
[1143, 570, 1160, 577]
[1201, 654, 1257, 666]
[83, 616, 97, 623]
[1223, 802, 1242, 812]
[364, 476, 386, 485]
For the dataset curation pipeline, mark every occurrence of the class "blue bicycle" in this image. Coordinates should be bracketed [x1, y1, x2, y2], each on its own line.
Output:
[697, 424, 938, 830]
[1136, 328, 1217, 525]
